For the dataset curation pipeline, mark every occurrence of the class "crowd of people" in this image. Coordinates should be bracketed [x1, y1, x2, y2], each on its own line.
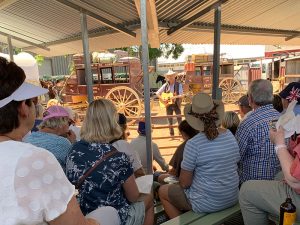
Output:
[1, 55, 300, 225]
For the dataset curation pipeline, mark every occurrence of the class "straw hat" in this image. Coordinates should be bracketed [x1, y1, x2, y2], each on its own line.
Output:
[164, 69, 177, 77]
[184, 93, 224, 131]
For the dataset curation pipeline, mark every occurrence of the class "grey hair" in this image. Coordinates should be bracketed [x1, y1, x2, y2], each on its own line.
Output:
[248, 79, 273, 106]
[38, 117, 69, 130]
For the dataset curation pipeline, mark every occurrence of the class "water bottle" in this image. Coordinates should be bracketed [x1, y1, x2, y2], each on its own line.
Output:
[279, 198, 297, 225]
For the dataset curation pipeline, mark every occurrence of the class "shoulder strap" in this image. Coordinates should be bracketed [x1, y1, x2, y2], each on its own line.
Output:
[75, 146, 118, 190]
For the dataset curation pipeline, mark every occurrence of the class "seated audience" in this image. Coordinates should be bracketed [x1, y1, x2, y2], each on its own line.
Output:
[222, 111, 240, 135]
[273, 94, 283, 113]
[158, 120, 198, 183]
[236, 79, 281, 185]
[0, 56, 114, 225]
[24, 105, 76, 170]
[112, 113, 146, 178]
[237, 95, 252, 120]
[159, 93, 240, 219]
[131, 121, 169, 173]
[239, 126, 300, 224]
[279, 82, 300, 115]
[65, 106, 81, 141]
[66, 99, 153, 225]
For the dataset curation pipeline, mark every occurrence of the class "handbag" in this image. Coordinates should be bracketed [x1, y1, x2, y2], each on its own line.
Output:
[75, 146, 118, 190]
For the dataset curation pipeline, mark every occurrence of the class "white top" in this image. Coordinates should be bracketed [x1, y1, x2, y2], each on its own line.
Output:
[0, 141, 74, 225]
[130, 135, 169, 172]
[112, 139, 143, 172]
[69, 124, 81, 141]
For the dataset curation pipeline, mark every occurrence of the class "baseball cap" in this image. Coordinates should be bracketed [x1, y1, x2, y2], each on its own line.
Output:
[279, 82, 300, 103]
[236, 95, 250, 107]
[43, 105, 70, 121]
[0, 82, 48, 108]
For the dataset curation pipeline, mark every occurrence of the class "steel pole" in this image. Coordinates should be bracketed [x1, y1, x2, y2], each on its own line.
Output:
[7, 35, 13, 62]
[141, 0, 153, 174]
[80, 11, 93, 103]
[212, 6, 221, 100]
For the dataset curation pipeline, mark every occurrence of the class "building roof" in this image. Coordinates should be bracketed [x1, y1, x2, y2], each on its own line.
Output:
[1, 0, 300, 56]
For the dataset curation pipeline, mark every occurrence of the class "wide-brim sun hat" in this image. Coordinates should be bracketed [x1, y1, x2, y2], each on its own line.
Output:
[0, 82, 48, 108]
[184, 93, 224, 131]
[164, 69, 177, 77]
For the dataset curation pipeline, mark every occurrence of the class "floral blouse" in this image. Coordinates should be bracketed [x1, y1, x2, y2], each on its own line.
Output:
[66, 140, 133, 225]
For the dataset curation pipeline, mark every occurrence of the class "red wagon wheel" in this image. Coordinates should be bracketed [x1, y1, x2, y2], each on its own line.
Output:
[105, 86, 142, 117]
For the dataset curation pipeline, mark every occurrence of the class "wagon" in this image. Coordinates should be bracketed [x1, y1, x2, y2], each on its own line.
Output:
[62, 54, 145, 117]
[182, 54, 244, 104]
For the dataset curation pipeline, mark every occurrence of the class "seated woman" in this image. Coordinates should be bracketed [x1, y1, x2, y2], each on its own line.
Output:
[0, 56, 118, 225]
[66, 99, 153, 225]
[239, 126, 300, 224]
[159, 93, 240, 219]
[157, 120, 198, 183]
[112, 113, 145, 178]
[24, 105, 76, 171]
[221, 111, 240, 135]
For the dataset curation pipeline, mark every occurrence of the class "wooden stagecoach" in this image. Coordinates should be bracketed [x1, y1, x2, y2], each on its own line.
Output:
[62, 54, 144, 117]
[181, 54, 244, 104]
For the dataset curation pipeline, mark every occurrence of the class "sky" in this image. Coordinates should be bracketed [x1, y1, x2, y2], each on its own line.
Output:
[157, 44, 265, 63]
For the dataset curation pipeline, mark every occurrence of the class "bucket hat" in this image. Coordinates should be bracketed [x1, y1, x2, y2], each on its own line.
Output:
[184, 93, 224, 131]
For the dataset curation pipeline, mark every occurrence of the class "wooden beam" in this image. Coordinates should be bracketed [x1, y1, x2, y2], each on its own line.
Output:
[135, 0, 160, 48]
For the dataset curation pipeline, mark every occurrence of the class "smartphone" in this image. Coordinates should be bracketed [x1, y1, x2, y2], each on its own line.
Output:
[269, 120, 278, 130]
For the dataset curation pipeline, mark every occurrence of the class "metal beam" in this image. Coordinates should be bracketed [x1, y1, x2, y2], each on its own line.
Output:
[167, 0, 228, 36]
[80, 11, 94, 103]
[285, 34, 300, 42]
[141, 0, 153, 175]
[212, 6, 221, 100]
[7, 35, 13, 61]
[56, 0, 136, 38]
[172, 0, 209, 20]
[0, 30, 50, 51]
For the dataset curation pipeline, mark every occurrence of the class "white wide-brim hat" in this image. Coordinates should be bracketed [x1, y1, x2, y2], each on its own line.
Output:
[0, 82, 48, 108]
[184, 93, 224, 131]
[164, 69, 177, 77]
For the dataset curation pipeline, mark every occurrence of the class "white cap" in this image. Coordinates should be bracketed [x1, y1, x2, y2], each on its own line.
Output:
[0, 82, 48, 108]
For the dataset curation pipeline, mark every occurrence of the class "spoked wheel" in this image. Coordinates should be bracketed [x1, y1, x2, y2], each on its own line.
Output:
[219, 78, 243, 104]
[105, 86, 142, 117]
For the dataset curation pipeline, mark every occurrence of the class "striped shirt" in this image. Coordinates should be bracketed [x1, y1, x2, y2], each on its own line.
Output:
[182, 130, 240, 213]
[235, 104, 281, 184]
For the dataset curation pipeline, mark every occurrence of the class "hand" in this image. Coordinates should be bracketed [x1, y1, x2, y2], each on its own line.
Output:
[270, 126, 285, 146]
[153, 165, 157, 172]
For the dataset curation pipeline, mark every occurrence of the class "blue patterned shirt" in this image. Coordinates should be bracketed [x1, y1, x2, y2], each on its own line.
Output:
[66, 140, 133, 225]
[24, 131, 71, 170]
[235, 104, 281, 184]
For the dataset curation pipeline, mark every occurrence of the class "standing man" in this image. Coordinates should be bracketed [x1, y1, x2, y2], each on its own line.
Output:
[236, 79, 281, 185]
[156, 69, 183, 136]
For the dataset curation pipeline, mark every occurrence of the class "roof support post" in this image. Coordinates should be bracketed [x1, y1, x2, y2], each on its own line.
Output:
[80, 11, 94, 103]
[7, 35, 13, 62]
[212, 6, 221, 100]
[141, 0, 153, 175]
[167, 0, 228, 36]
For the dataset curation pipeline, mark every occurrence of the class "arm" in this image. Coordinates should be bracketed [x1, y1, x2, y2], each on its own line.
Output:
[179, 169, 193, 189]
[153, 143, 169, 171]
[270, 127, 300, 189]
[134, 167, 146, 178]
[49, 196, 98, 225]
[122, 174, 140, 202]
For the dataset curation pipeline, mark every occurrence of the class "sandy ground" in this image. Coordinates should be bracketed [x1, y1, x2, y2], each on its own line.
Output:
[127, 100, 240, 171]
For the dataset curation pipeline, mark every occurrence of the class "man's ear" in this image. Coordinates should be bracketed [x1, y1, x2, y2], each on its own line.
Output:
[18, 101, 29, 118]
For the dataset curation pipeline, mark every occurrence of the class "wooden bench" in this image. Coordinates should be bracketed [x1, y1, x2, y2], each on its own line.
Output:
[161, 203, 241, 225]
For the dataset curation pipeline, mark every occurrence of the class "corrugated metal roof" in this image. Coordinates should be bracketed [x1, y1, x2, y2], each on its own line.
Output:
[1, 0, 300, 56]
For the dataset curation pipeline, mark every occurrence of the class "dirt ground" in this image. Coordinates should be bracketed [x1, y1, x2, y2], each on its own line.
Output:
[127, 100, 240, 171]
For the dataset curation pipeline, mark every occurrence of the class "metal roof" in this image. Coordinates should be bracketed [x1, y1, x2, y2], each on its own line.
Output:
[0, 0, 300, 56]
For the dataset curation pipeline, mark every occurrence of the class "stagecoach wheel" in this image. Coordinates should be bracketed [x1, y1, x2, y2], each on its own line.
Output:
[105, 86, 142, 117]
[219, 78, 243, 104]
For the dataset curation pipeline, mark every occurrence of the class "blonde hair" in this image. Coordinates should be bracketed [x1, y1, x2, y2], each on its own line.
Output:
[222, 111, 240, 133]
[80, 99, 122, 143]
[38, 117, 69, 130]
